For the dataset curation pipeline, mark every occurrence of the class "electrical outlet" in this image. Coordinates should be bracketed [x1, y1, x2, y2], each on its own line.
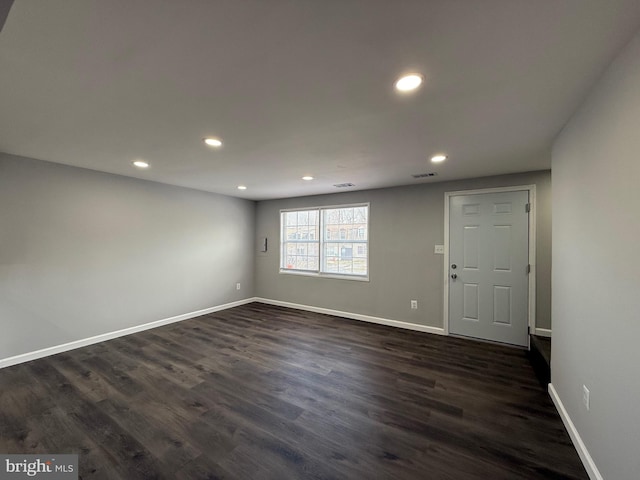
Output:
[434, 245, 444, 254]
[410, 300, 418, 309]
[582, 385, 590, 410]
[236, 283, 241, 290]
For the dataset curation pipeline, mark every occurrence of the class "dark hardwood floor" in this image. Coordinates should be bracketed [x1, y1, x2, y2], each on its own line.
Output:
[0, 303, 586, 479]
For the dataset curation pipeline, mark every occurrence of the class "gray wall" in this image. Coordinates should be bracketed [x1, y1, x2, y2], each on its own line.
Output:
[551, 30, 640, 480]
[256, 170, 551, 331]
[0, 153, 255, 360]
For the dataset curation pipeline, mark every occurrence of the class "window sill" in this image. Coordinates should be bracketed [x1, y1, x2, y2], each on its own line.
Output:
[279, 269, 370, 282]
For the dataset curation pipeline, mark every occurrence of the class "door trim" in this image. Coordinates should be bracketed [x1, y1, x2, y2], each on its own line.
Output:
[443, 185, 537, 346]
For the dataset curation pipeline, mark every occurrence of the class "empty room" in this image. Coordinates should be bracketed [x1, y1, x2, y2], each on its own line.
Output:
[1, 1, 639, 479]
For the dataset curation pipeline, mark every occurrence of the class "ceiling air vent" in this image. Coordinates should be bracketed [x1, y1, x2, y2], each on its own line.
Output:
[333, 183, 356, 188]
[412, 172, 437, 179]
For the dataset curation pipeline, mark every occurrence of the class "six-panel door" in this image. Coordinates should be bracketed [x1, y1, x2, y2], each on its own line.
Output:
[449, 191, 529, 347]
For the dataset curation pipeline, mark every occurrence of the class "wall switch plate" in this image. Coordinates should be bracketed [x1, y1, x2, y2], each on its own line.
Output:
[582, 385, 590, 410]
[410, 300, 418, 309]
[236, 283, 241, 290]
[434, 245, 444, 254]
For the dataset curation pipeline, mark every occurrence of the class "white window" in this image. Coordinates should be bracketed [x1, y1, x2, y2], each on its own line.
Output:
[280, 204, 369, 279]
[280, 210, 320, 272]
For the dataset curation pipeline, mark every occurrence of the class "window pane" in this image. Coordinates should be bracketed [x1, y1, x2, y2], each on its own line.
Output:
[286, 227, 297, 240]
[325, 256, 338, 273]
[345, 208, 355, 224]
[352, 258, 367, 275]
[325, 242, 338, 256]
[284, 256, 297, 269]
[339, 259, 352, 273]
[325, 209, 339, 225]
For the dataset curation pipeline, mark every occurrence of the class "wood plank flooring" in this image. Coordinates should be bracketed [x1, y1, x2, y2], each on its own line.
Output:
[0, 303, 587, 479]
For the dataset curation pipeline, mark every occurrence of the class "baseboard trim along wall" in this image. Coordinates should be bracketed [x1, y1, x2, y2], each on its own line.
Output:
[549, 383, 602, 480]
[255, 297, 446, 336]
[0, 298, 256, 370]
[535, 328, 552, 337]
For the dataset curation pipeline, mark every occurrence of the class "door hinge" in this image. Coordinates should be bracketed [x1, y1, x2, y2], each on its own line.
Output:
[526, 264, 531, 274]
[525, 203, 531, 213]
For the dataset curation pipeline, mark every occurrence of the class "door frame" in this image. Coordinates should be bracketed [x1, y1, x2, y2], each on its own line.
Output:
[443, 185, 537, 345]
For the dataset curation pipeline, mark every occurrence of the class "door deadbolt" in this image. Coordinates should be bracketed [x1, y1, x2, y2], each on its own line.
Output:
[451, 264, 457, 269]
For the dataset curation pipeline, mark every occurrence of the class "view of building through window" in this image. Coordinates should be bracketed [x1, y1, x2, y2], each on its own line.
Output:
[280, 204, 369, 278]
[281, 209, 319, 271]
[322, 206, 368, 275]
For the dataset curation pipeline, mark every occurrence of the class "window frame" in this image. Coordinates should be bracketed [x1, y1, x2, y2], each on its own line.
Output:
[279, 202, 370, 281]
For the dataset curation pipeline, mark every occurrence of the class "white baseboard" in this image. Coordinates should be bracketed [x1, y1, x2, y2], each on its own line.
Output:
[255, 297, 446, 336]
[0, 298, 256, 370]
[548, 383, 602, 480]
[535, 328, 552, 337]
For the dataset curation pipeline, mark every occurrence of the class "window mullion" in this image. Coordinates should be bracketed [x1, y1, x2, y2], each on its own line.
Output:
[318, 208, 324, 274]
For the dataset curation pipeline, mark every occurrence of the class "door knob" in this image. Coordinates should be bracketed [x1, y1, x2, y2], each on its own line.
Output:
[451, 273, 457, 279]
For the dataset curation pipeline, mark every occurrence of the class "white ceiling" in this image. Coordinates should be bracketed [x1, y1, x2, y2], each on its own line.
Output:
[1, 0, 640, 200]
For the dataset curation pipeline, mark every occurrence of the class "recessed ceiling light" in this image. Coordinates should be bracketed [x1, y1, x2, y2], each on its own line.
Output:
[395, 73, 423, 92]
[237, 185, 247, 190]
[302, 176, 314, 181]
[133, 160, 149, 168]
[204, 137, 223, 148]
[431, 154, 447, 163]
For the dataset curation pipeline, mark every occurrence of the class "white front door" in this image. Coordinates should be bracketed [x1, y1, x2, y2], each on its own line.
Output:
[448, 190, 530, 347]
